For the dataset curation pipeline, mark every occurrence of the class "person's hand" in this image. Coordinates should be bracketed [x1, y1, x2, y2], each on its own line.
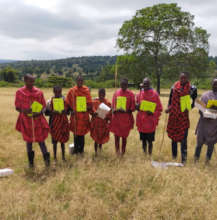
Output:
[32, 112, 42, 118]
[70, 110, 75, 115]
[146, 111, 153, 115]
[117, 109, 126, 113]
[61, 110, 67, 114]
[210, 105, 217, 110]
[92, 112, 98, 116]
[165, 109, 170, 114]
[135, 104, 140, 111]
[52, 110, 60, 114]
[204, 117, 214, 121]
[22, 108, 32, 114]
[87, 105, 92, 111]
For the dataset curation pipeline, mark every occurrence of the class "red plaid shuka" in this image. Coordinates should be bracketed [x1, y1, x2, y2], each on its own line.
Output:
[110, 89, 135, 138]
[167, 81, 191, 142]
[49, 97, 70, 143]
[90, 98, 111, 144]
[15, 86, 49, 142]
[66, 85, 92, 136]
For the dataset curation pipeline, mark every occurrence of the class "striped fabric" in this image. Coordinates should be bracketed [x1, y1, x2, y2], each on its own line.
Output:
[167, 81, 190, 142]
[50, 97, 69, 143]
[90, 98, 111, 144]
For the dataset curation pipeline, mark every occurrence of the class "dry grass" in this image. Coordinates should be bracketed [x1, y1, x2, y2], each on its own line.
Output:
[0, 87, 217, 220]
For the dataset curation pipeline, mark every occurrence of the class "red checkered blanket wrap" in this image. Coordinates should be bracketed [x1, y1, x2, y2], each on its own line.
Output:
[90, 98, 111, 144]
[49, 97, 70, 143]
[15, 86, 49, 142]
[66, 85, 92, 136]
[167, 81, 190, 142]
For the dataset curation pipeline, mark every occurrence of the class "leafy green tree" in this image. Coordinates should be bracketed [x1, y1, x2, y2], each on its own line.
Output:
[117, 3, 209, 93]
[47, 74, 73, 87]
[0, 66, 18, 82]
[97, 65, 115, 82]
[207, 60, 217, 78]
[116, 54, 156, 86]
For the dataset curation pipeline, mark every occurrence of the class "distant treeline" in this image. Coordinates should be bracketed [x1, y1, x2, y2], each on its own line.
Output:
[0, 56, 117, 80]
[0, 55, 217, 89]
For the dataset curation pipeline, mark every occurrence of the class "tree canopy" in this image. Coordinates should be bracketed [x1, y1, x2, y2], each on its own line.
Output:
[117, 3, 210, 93]
[0, 67, 18, 83]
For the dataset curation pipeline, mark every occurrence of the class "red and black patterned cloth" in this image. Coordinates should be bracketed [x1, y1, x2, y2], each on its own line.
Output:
[167, 81, 191, 142]
[49, 97, 70, 143]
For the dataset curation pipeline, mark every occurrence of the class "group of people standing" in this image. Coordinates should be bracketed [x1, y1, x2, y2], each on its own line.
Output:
[14, 73, 217, 168]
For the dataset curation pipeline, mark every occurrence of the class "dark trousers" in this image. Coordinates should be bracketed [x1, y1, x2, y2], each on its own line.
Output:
[194, 143, 214, 161]
[26, 142, 48, 155]
[142, 140, 153, 155]
[26, 142, 49, 167]
[73, 135, 85, 154]
[171, 129, 188, 163]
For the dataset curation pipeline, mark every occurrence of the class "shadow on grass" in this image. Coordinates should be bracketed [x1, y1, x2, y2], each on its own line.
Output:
[23, 158, 74, 183]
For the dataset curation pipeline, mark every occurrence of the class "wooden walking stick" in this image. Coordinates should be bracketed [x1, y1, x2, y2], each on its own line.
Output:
[31, 117, 35, 143]
[30, 99, 36, 144]
[158, 112, 168, 155]
[115, 64, 118, 89]
[70, 90, 77, 154]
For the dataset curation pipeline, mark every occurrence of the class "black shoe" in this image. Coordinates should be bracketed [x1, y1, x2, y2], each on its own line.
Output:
[194, 156, 199, 163]
[43, 152, 50, 167]
[205, 158, 210, 165]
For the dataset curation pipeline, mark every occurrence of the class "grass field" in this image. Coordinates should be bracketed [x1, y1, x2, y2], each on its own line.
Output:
[1, 87, 217, 220]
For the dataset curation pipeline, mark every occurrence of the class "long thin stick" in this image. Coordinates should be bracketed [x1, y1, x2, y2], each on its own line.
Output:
[158, 113, 168, 155]
[115, 64, 118, 89]
[73, 91, 77, 138]
[31, 117, 35, 143]
[30, 99, 35, 143]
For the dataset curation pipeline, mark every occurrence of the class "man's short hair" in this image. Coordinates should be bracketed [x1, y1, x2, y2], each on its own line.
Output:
[180, 72, 189, 78]
[24, 74, 35, 81]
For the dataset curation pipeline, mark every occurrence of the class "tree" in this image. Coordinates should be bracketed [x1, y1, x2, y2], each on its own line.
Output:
[0, 66, 18, 82]
[47, 74, 73, 87]
[117, 3, 209, 93]
[97, 64, 115, 82]
[116, 54, 150, 85]
[207, 60, 217, 78]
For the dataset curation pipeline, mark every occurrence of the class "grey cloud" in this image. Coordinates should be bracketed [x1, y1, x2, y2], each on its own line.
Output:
[0, 0, 217, 59]
[0, 0, 93, 40]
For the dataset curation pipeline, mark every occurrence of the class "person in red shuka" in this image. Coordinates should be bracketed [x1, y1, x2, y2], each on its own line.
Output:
[66, 75, 92, 154]
[166, 72, 195, 163]
[136, 78, 162, 155]
[90, 88, 111, 155]
[15, 74, 50, 168]
[45, 85, 70, 161]
[110, 78, 135, 156]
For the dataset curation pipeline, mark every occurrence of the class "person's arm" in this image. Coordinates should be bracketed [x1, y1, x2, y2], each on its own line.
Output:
[168, 87, 173, 107]
[16, 107, 32, 114]
[44, 99, 52, 116]
[135, 93, 141, 111]
[15, 90, 32, 114]
[127, 92, 135, 113]
[165, 87, 173, 113]
[190, 85, 198, 108]
[112, 92, 118, 113]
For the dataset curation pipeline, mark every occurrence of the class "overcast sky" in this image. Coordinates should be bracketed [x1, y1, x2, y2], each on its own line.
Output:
[0, 0, 217, 60]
